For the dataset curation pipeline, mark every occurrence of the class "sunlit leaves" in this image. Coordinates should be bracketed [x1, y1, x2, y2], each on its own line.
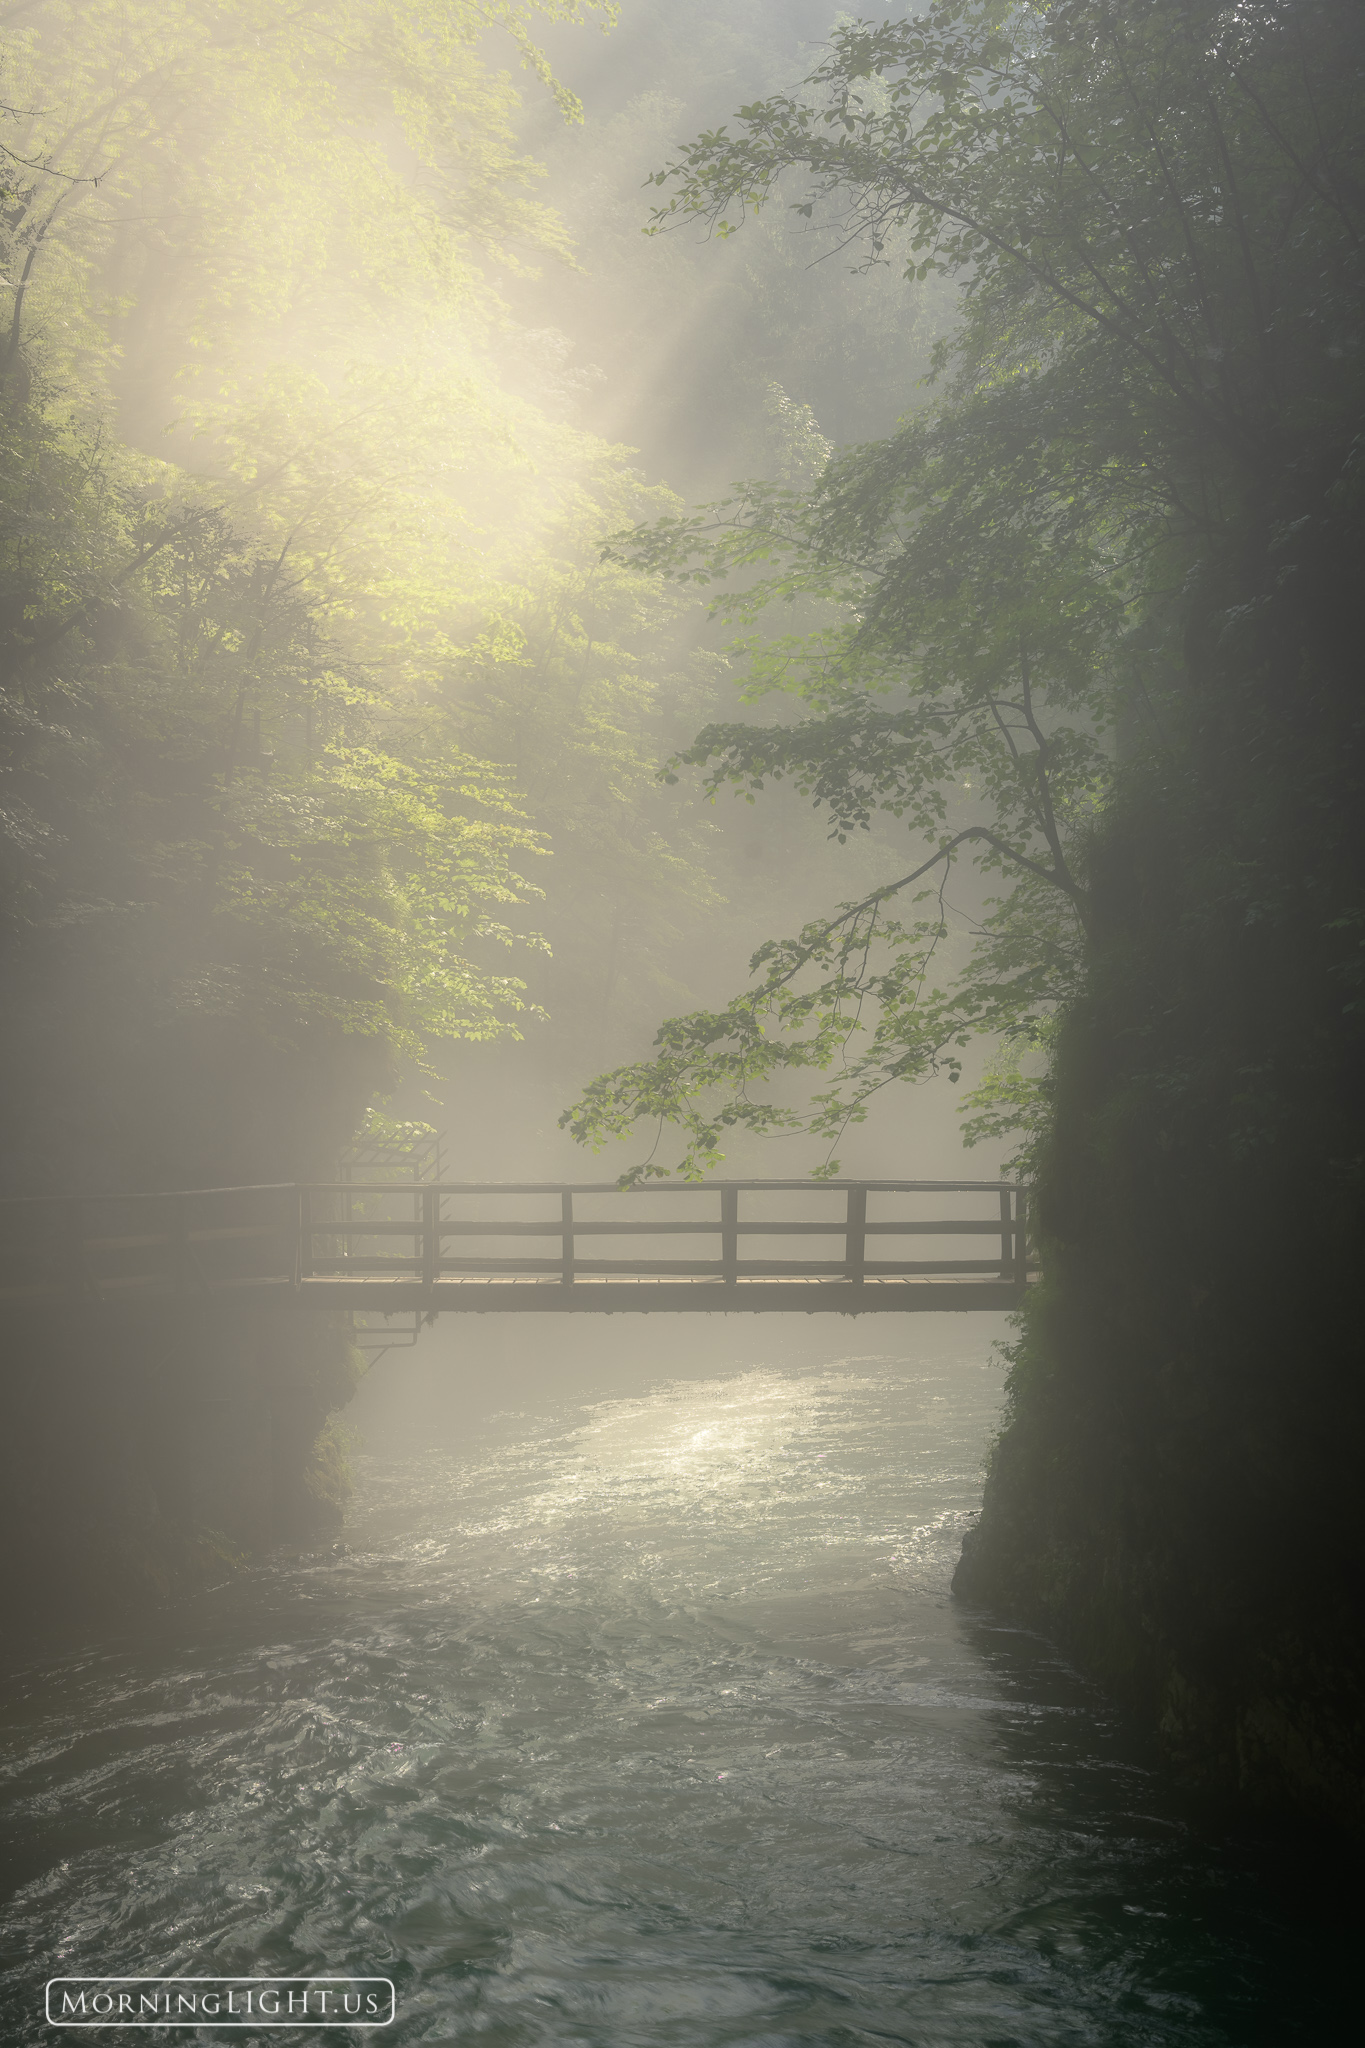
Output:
[0, 0, 636, 1106]
[446, 487, 731, 1049]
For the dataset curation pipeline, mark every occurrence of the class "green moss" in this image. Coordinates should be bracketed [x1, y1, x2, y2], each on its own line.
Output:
[301, 1417, 359, 1528]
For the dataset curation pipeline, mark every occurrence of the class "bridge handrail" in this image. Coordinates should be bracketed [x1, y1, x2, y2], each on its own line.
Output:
[0, 1176, 1024, 1201]
[0, 1177, 1034, 1304]
[0, 1183, 297, 1203]
[330, 1177, 1025, 1196]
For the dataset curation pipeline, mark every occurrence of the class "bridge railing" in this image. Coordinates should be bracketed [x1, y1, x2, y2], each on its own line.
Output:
[0, 1184, 298, 1303]
[300, 1179, 1031, 1290]
[0, 1179, 1031, 1304]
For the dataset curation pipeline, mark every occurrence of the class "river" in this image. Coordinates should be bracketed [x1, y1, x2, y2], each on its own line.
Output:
[0, 1337, 1352, 2045]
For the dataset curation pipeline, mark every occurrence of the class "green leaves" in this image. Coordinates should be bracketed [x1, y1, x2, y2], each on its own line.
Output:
[444, 493, 731, 1061]
[562, 855, 1077, 1181]
[568, 0, 1364, 1181]
[0, 0, 671, 1184]
[647, 2, 1364, 481]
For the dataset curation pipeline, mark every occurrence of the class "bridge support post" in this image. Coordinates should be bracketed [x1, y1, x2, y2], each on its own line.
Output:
[721, 1185, 738, 1286]
[561, 1190, 575, 1284]
[295, 1186, 312, 1288]
[421, 1185, 439, 1292]
[845, 1185, 866, 1285]
[999, 1190, 1014, 1281]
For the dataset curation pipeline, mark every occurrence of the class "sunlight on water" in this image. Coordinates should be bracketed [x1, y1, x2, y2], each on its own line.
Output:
[0, 1353, 1351, 2046]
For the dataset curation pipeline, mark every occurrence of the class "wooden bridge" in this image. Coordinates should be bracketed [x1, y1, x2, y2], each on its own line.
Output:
[0, 1179, 1032, 1318]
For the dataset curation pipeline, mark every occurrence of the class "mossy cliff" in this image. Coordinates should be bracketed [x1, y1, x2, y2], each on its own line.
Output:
[0, 1304, 365, 1634]
[955, 540, 1365, 1828]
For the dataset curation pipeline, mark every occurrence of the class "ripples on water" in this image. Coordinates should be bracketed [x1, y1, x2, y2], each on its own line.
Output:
[0, 1352, 1352, 2045]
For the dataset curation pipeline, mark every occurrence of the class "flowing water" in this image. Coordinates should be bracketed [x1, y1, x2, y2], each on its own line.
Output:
[0, 1347, 1352, 2046]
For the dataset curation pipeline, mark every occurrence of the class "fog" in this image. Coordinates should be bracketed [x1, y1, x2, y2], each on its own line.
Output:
[4, 3, 1362, 2035]
[2, 0, 996, 1204]
[0, 0, 1020, 1523]
[420, 0, 976, 1195]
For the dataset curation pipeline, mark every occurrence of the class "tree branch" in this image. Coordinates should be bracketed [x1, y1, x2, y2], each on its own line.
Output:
[758, 821, 1086, 1001]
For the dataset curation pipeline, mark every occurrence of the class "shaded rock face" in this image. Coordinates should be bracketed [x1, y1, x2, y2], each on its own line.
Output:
[0, 1305, 364, 1633]
[954, 1339, 1365, 1831]
[953, 1314, 1365, 1832]
[954, 682, 1365, 1828]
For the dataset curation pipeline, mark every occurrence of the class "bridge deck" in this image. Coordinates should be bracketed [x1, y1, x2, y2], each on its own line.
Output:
[298, 1274, 1027, 1314]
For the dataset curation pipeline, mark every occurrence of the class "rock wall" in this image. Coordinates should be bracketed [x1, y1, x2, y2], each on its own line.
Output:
[0, 1303, 364, 1634]
[955, 725, 1365, 1828]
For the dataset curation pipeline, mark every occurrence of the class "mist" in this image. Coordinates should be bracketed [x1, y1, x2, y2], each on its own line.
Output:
[1, 3, 1361, 2040]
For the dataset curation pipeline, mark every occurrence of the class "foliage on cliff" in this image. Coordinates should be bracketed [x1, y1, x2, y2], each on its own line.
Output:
[554, 0, 1365, 1814]
[564, 0, 1364, 1179]
[954, 544, 1365, 1816]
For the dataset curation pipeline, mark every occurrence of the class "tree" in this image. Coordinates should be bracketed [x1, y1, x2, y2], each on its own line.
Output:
[0, 0, 664, 1189]
[563, 0, 1365, 1179]
[0, 398, 554, 1186]
[448, 489, 729, 1057]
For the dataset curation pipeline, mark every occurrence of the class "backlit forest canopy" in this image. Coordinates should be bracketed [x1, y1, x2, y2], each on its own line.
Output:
[564, 0, 1365, 1179]
[0, 0, 750, 1187]
[3, 0, 1359, 1196]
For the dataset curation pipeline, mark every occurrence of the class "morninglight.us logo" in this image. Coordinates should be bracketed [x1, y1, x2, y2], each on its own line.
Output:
[46, 1978, 396, 2028]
